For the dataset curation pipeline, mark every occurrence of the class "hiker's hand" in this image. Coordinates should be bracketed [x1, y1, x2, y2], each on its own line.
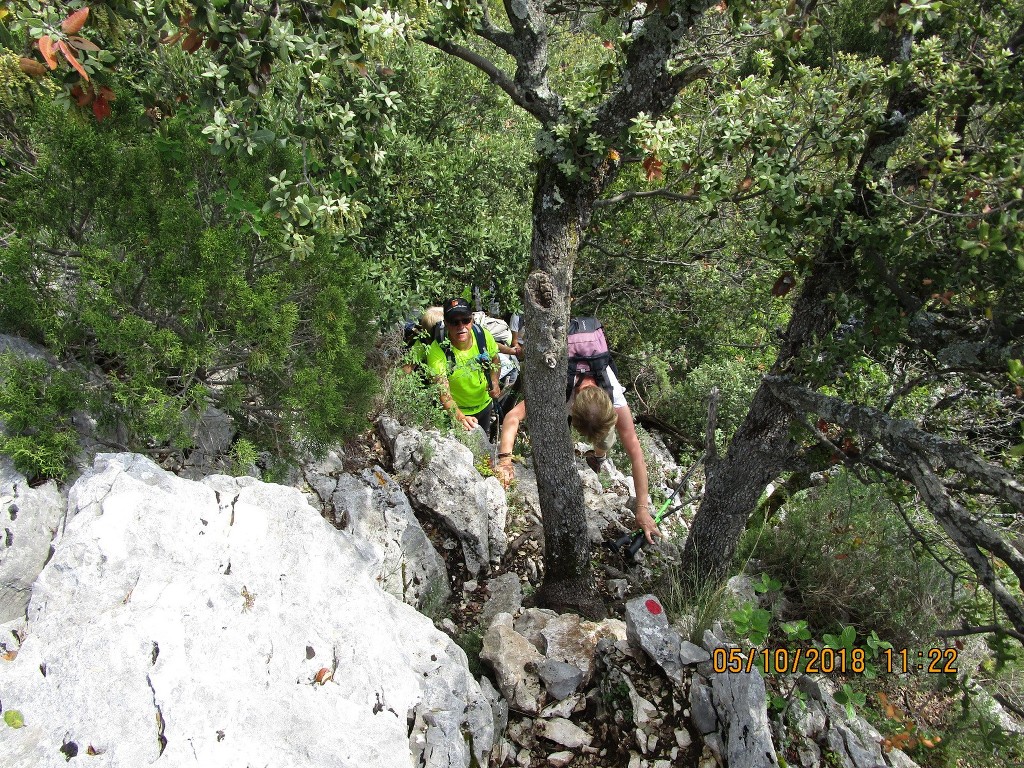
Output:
[458, 413, 478, 431]
[513, 345, 523, 359]
[494, 459, 515, 488]
[489, 385, 501, 400]
[636, 506, 659, 545]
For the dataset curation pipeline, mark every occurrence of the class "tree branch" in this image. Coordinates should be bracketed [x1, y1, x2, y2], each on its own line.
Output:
[765, 377, 1024, 511]
[421, 36, 545, 121]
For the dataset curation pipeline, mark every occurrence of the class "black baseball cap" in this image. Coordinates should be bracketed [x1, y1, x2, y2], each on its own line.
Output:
[443, 297, 473, 321]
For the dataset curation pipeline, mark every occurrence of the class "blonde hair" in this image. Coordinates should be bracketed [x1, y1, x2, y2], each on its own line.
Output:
[420, 306, 443, 334]
[571, 386, 617, 444]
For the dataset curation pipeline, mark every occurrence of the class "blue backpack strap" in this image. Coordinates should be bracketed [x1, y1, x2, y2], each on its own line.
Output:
[473, 324, 492, 381]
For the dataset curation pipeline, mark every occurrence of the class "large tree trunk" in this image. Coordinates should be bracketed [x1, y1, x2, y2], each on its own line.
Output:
[680, 259, 847, 586]
[523, 161, 608, 619]
[680, 77, 927, 589]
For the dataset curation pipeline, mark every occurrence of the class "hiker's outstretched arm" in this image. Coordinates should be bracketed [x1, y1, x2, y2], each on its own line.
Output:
[495, 400, 526, 487]
[617, 406, 658, 543]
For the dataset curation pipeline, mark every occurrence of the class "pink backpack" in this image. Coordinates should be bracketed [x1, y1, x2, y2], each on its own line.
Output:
[566, 317, 617, 401]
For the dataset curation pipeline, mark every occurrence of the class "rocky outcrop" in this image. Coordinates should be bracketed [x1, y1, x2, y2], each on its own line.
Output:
[330, 466, 449, 610]
[378, 418, 507, 577]
[0, 458, 66, 624]
[0, 453, 492, 768]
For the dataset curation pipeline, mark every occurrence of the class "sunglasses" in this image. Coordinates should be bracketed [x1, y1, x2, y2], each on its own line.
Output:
[446, 317, 473, 327]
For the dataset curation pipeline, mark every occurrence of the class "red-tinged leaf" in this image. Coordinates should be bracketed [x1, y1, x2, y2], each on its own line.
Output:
[2, 650, 17, 661]
[62, 7, 90, 34]
[38, 36, 58, 69]
[921, 277, 933, 285]
[314, 667, 332, 685]
[160, 30, 184, 45]
[642, 154, 663, 182]
[93, 95, 111, 121]
[834, 553, 850, 560]
[19, 57, 48, 76]
[181, 30, 204, 53]
[98, 85, 115, 101]
[602, 40, 614, 49]
[68, 35, 100, 52]
[607, 148, 621, 162]
[206, 36, 221, 52]
[58, 41, 89, 80]
[70, 83, 94, 106]
[771, 272, 796, 297]
[738, 176, 753, 192]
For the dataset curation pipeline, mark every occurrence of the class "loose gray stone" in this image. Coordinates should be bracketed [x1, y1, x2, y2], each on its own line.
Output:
[535, 658, 585, 701]
[625, 594, 684, 684]
[535, 717, 593, 749]
[540, 614, 627, 686]
[480, 613, 545, 714]
[680, 640, 711, 665]
[689, 676, 719, 734]
[547, 750, 575, 767]
[480, 572, 523, 629]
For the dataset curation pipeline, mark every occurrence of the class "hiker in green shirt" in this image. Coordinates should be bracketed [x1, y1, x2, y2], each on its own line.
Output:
[427, 297, 501, 436]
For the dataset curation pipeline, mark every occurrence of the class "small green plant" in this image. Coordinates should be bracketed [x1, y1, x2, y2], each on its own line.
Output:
[229, 438, 259, 477]
[455, 630, 485, 678]
[833, 682, 866, 720]
[780, 619, 812, 642]
[823, 625, 857, 657]
[754, 573, 782, 594]
[418, 579, 452, 623]
[731, 602, 773, 645]
[3, 709, 25, 728]
[378, 369, 448, 432]
[0, 354, 84, 482]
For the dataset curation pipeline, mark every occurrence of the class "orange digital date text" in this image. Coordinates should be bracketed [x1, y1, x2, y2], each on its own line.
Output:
[710, 646, 959, 675]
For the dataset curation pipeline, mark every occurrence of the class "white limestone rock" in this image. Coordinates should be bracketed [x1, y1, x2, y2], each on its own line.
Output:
[0, 458, 67, 624]
[0, 453, 492, 768]
[331, 466, 449, 610]
[408, 435, 507, 576]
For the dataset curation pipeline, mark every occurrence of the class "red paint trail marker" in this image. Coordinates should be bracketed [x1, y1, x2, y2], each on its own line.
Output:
[645, 599, 662, 615]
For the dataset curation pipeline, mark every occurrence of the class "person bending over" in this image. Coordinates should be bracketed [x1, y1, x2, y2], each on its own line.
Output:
[495, 367, 659, 544]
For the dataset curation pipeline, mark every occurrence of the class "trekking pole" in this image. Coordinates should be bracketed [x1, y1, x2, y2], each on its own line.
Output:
[608, 453, 705, 560]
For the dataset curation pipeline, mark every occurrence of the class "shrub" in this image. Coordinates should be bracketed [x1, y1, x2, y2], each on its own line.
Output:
[0, 354, 84, 481]
[741, 469, 954, 644]
[0, 95, 378, 466]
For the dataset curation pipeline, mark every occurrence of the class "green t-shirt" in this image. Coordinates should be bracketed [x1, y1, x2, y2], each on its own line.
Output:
[426, 327, 499, 415]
